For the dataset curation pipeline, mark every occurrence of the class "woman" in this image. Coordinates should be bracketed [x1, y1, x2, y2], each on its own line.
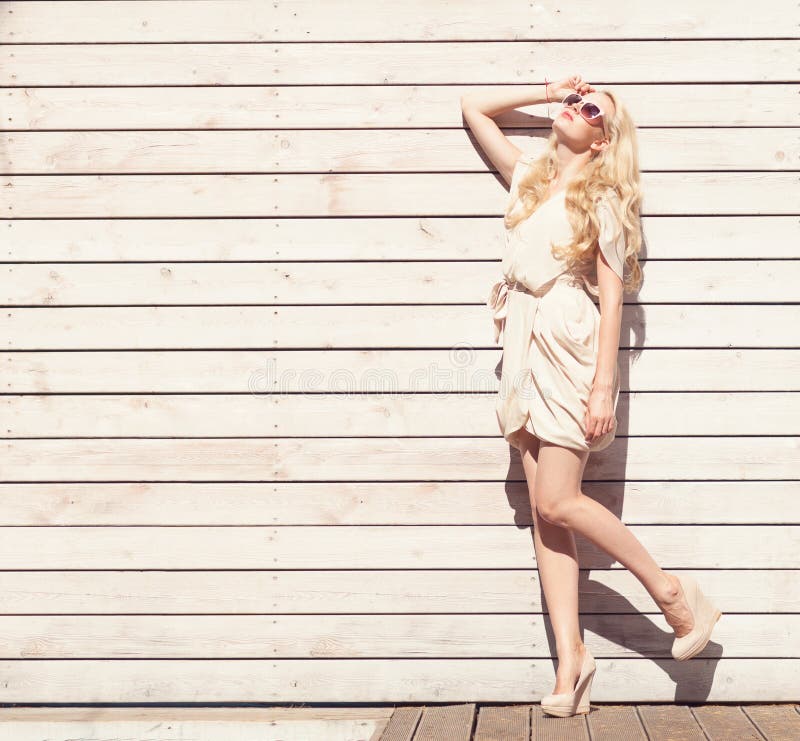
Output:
[461, 75, 722, 717]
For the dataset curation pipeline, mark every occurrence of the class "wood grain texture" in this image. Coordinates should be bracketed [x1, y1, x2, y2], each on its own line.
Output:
[1, 0, 797, 706]
[4, 1, 794, 42]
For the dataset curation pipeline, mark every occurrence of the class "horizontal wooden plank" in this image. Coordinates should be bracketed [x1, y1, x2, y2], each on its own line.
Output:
[0, 482, 797, 526]
[0, 612, 789, 659]
[0, 524, 795, 568]
[4, 0, 790, 42]
[5, 261, 800, 304]
[5, 128, 798, 173]
[4, 172, 797, 218]
[0, 569, 794, 614]
[4, 215, 798, 262]
[2, 437, 798, 481]
[3, 305, 799, 350]
[0, 613, 779, 661]
[2, 41, 796, 86]
[5, 84, 796, 130]
[4, 392, 800, 437]
[0, 658, 797, 702]
[4, 350, 799, 393]
[0, 706, 391, 721]
[0, 706, 389, 741]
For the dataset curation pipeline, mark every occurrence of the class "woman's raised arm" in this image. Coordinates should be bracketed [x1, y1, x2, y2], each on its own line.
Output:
[460, 75, 594, 186]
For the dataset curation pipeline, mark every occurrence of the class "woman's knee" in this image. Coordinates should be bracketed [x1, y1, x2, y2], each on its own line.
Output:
[533, 442, 588, 525]
[535, 489, 580, 527]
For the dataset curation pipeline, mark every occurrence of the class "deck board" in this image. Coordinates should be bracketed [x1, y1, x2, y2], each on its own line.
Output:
[3, 704, 797, 740]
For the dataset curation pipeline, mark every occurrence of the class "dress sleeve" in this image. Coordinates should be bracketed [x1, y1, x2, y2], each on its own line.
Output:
[596, 191, 626, 282]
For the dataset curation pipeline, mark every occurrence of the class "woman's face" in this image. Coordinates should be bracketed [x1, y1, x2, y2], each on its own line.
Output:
[552, 92, 615, 152]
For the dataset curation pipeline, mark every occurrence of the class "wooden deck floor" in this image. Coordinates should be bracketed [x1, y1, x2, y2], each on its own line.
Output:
[379, 703, 800, 740]
[0, 703, 798, 740]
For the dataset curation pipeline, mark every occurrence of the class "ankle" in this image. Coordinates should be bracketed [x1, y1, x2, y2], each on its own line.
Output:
[657, 572, 680, 603]
[557, 641, 585, 661]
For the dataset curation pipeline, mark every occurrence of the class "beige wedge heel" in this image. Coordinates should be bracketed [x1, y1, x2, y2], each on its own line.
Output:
[540, 646, 596, 717]
[670, 573, 722, 661]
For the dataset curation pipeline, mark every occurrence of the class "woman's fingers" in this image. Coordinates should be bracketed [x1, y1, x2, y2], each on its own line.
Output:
[585, 413, 614, 443]
[562, 75, 597, 98]
[584, 414, 599, 443]
[567, 74, 594, 95]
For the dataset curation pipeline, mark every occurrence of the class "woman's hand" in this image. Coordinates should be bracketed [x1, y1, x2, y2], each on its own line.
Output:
[584, 383, 615, 445]
[548, 74, 595, 103]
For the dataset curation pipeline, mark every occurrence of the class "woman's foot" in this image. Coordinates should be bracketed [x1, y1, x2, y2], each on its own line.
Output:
[657, 572, 695, 637]
[551, 642, 587, 695]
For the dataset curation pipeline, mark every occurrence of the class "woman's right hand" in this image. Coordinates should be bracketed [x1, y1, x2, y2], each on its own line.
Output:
[547, 74, 595, 102]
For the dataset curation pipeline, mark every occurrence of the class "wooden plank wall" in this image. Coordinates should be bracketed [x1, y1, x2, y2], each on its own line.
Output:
[0, 0, 798, 704]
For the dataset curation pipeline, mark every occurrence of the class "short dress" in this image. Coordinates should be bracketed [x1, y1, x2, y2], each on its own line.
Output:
[487, 154, 626, 453]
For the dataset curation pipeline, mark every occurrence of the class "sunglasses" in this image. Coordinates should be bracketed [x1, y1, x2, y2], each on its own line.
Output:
[561, 92, 606, 130]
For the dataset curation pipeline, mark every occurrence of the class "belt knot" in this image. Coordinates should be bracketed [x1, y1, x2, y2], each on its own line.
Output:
[486, 276, 525, 344]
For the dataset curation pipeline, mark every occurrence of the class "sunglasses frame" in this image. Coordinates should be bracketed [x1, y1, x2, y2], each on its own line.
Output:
[560, 92, 607, 133]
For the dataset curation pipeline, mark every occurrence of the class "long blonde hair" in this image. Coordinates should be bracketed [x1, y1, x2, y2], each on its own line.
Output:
[504, 88, 643, 295]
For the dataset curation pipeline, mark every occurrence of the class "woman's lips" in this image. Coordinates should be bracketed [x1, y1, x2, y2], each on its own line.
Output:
[561, 110, 574, 121]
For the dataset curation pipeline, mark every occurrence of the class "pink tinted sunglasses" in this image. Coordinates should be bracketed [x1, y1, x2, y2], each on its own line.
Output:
[561, 92, 606, 130]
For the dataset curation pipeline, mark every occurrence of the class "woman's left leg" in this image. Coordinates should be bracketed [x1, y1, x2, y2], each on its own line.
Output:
[534, 441, 690, 628]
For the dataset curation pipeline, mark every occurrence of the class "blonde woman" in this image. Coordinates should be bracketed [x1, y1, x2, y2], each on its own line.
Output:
[461, 75, 722, 716]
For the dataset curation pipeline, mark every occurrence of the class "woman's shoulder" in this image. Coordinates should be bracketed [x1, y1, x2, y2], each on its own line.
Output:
[512, 152, 536, 179]
[509, 151, 534, 180]
[507, 152, 537, 207]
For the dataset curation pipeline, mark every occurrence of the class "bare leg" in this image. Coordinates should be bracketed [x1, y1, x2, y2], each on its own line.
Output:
[518, 428, 588, 695]
[533, 440, 695, 639]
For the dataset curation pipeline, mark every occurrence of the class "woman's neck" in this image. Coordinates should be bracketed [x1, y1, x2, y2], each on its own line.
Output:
[551, 140, 593, 188]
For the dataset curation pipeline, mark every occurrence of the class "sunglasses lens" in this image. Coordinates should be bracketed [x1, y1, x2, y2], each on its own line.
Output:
[562, 93, 582, 105]
[582, 102, 601, 119]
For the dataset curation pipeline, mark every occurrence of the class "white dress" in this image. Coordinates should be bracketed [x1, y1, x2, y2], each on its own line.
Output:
[487, 154, 627, 453]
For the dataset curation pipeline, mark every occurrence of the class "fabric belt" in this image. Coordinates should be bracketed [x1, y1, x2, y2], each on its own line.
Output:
[486, 276, 540, 345]
[487, 272, 586, 345]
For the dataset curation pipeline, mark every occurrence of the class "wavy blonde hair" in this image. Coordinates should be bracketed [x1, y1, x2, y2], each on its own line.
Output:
[504, 88, 643, 295]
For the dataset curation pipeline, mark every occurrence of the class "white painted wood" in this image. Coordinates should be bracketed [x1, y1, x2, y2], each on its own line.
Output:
[0, 482, 798, 526]
[3, 305, 799, 349]
[1, 0, 797, 706]
[4, 84, 796, 129]
[3, 0, 792, 42]
[1, 437, 798, 480]
[3, 391, 799, 436]
[0, 613, 792, 659]
[0, 706, 391, 721]
[0, 524, 795, 569]
[0, 658, 796, 702]
[5, 128, 797, 173]
[4, 215, 798, 261]
[0, 569, 795, 614]
[0, 706, 390, 741]
[4, 172, 798, 217]
[2, 41, 796, 86]
[5, 260, 800, 304]
[2, 349, 799, 392]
